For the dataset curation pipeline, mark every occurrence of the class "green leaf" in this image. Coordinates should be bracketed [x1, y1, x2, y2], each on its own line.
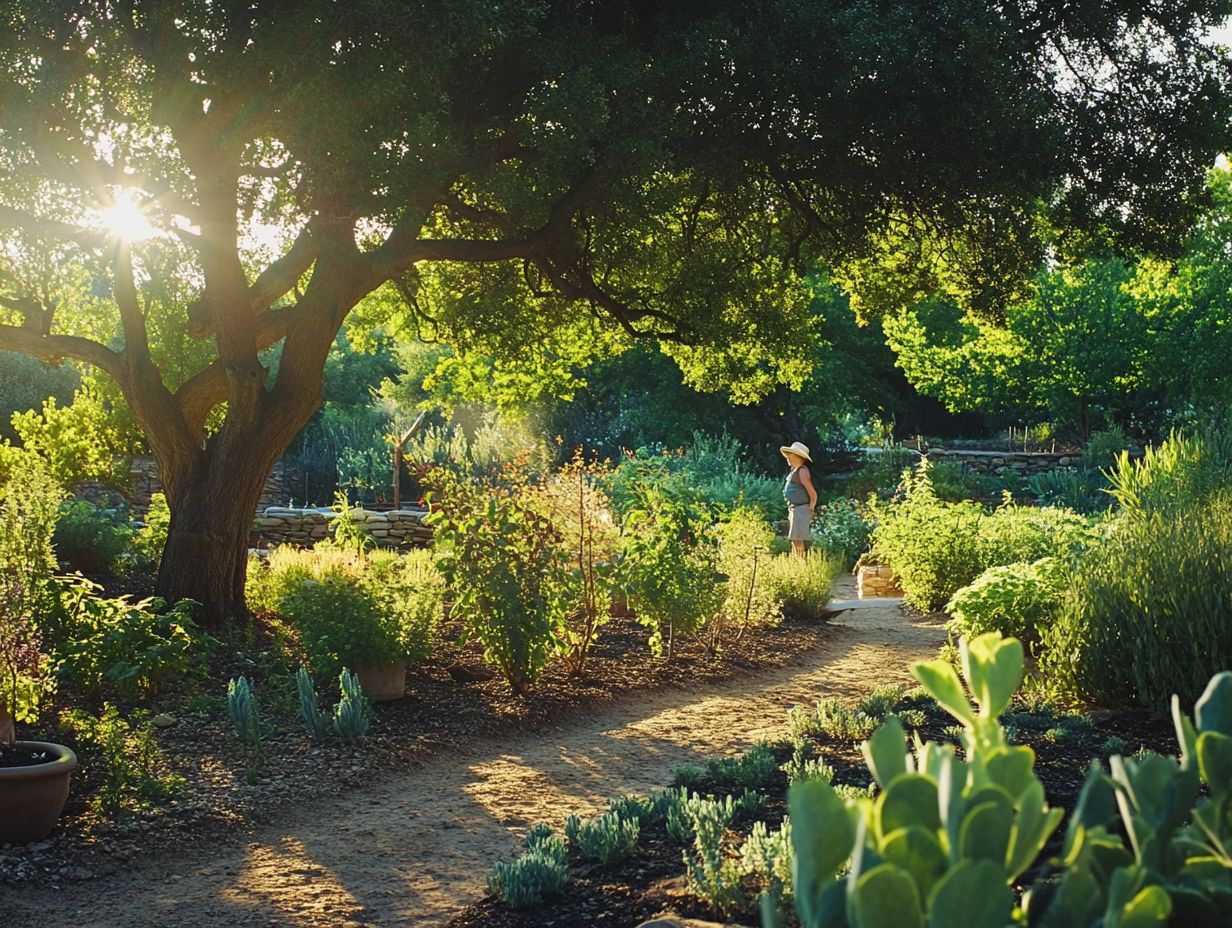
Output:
[881, 826, 948, 899]
[1196, 732, 1232, 794]
[958, 794, 1014, 866]
[878, 774, 942, 838]
[962, 633, 1022, 718]
[926, 859, 1013, 928]
[1116, 885, 1172, 928]
[790, 778, 856, 926]
[984, 745, 1036, 803]
[864, 716, 910, 789]
[911, 660, 974, 726]
[1196, 672, 1232, 736]
[850, 863, 924, 928]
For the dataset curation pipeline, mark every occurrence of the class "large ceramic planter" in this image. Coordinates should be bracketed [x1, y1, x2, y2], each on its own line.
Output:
[354, 660, 407, 702]
[0, 741, 77, 844]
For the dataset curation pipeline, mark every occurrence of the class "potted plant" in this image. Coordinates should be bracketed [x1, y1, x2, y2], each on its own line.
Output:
[254, 547, 442, 701]
[0, 569, 76, 845]
[0, 462, 78, 843]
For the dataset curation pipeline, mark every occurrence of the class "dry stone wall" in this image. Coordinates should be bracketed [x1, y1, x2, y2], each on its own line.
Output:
[856, 564, 903, 599]
[252, 507, 434, 550]
[925, 448, 1079, 476]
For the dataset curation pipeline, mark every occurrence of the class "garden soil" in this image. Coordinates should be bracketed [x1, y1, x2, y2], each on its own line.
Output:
[5, 579, 943, 927]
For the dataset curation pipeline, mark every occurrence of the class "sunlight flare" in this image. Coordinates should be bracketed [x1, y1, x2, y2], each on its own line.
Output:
[93, 189, 157, 242]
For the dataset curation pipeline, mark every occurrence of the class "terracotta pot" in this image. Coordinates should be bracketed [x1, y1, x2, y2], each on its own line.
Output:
[354, 660, 407, 702]
[0, 741, 78, 844]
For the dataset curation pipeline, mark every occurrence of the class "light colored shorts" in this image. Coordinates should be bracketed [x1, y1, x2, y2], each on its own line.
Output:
[788, 504, 812, 541]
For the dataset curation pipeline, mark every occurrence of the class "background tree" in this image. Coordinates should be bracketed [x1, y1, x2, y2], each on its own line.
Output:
[1, 1, 1229, 622]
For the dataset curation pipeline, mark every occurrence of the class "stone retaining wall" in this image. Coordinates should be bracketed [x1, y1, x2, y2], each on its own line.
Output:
[856, 564, 903, 599]
[925, 447, 1079, 477]
[252, 507, 434, 550]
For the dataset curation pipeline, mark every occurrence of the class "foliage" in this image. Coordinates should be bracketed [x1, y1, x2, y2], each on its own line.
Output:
[715, 508, 781, 649]
[332, 668, 370, 743]
[617, 475, 725, 657]
[226, 676, 267, 776]
[132, 493, 170, 568]
[706, 742, 779, 790]
[945, 557, 1070, 645]
[8, 387, 135, 490]
[247, 547, 441, 676]
[0, 460, 62, 731]
[0, 350, 78, 442]
[565, 811, 641, 868]
[686, 794, 745, 916]
[740, 818, 794, 915]
[870, 461, 1087, 611]
[426, 465, 568, 691]
[1040, 493, 1232, 709]
[57, 704, 184, 817]
[326, 492, 375, 555]
[44, 577, 210, 700]
[52, 498, 134, 574]
[786, 634, 1064, 928]
[788, 697, 879, 743]
[1023, 468, 1109, 514]
[781, 742, 836, 786]
[925, 461, 1004, 504]
[1106, 429, 1232, 517]
[810, 498, 874, 568]
[846, 444, 921, 498]
[487, 828, 569, 910]
[525, 452, 619, 674]
[295, 665, 331, 741]
[760, 552, 841, 621]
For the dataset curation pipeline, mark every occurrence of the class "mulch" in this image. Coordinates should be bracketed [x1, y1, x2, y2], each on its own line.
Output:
[1, 609, 836, 886]
[447, 698, 1180, 928]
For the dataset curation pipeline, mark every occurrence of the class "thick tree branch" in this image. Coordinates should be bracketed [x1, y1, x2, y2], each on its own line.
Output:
[0, 204, 106, 250]
[0, 324, 126, 383]
[113, 242, 150, 363]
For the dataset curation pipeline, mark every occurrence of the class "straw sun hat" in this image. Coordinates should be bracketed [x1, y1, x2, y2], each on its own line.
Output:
[779, 441, 812, 463]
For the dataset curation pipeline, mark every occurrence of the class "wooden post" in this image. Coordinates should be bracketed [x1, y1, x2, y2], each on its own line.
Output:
[391, 410, 428, 510]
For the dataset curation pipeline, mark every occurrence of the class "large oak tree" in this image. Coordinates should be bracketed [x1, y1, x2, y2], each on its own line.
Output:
[0, 0, 1229, 623]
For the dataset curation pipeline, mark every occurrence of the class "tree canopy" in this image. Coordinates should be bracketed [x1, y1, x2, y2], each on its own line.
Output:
[1, 0, 1229, 618]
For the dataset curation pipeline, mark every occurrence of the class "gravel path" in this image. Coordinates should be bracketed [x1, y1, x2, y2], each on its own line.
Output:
[8, 580, 943, 928]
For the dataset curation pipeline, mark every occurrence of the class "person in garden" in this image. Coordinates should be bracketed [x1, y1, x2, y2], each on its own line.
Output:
[781, 441, 818, 555]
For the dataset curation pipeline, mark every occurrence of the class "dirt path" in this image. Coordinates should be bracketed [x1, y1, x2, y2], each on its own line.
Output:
[8, 581, 943, 928]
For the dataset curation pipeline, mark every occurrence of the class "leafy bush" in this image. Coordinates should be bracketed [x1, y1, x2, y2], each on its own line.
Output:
[945, 556, 1069, 644]
[44, 577, 211, 700]
[739, 818, 793, 914]
[714, 507, 780, 643]
[781, 742, 835, 785]
[846, 443, 920, 497]
[0, 459, 61, 733]
[57, 704, 184, 817]
[706, 742, 778, 789]
[1041, 494, 1232, 709]
[871, 461, 1088, 611]
[247, 547, 441, 676]
[1025, 467, 1109, 514]
[788, 697, 879, 743]
[53, 498, 134, 574]
[618, 477, 725, 657]
[487, 827, 569, 908]
[760, 552, 841, 621]
[426, 466, 568, 690]
[926, 460, 1004, 503]
[685, 793, 744, 915]
[132, 492, 170, 568]
[1106, 428, 1232, 516]
[565, 810, 641, 867]
[809, 498, 873, 568]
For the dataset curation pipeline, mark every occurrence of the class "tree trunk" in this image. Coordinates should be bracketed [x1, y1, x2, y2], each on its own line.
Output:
[154, 435, 284, 628]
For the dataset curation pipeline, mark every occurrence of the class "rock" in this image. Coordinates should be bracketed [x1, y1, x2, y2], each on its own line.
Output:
[447, 664, 497, 684]
[636, 917, 738, 928]
[151, 713, 178, 729]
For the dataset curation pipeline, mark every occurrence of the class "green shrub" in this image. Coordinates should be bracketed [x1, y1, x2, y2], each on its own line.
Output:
[1041, 494, 1232, 709]
[788, 697, 878, 742]
[565, 811, 640, 867]
[781, 742, 835, 786]
[945, 556, 1069, 644]
[1106, 428, 1232, 516]
[295, 665, 331, 740]
[871, 462, 1087, 611]
[57, 704, 184, 817]
[426, 466, 568, 690]
[927, 460, 1004, 503]
[487, 828, 569, 909]
[706, 742, 778, 789]
[760, 552, 841, 620]
[739, 818, 793, 913]
[132, 492, 170, 568]
[247, 546, 441, 676]
[1025, 468, 1109, 514]
[685, 794, 745, 915]
[715, 508, 780, 641]
[847, 443, 921, 497]
[53, 498, 134, 574]
[45, 577, 211, 699]
[809, 498, 874, 568]
[618, 477, 725, 657]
